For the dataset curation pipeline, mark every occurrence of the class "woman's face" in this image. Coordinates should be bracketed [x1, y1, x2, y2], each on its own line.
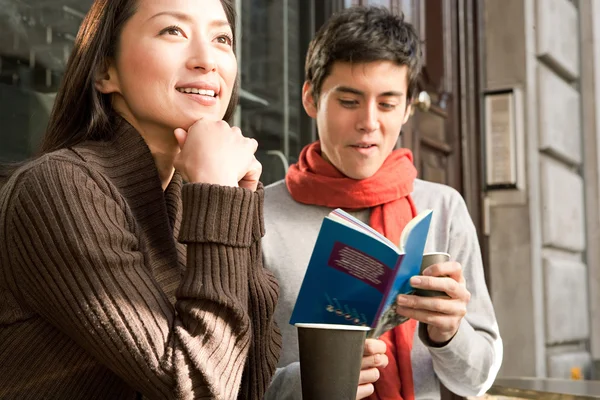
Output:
[97, 0, 237, 133]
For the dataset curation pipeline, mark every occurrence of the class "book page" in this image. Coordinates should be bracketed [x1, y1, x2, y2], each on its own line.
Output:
[399, 209, 433, 252]
[371, 209, 433, 338]
[327, 209, 398, 251]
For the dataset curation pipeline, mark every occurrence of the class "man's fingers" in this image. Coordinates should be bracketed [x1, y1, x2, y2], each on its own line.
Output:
[395, 306, 462, 332]
[409, 275, 468, 300]
[361, 353, 389, 369]
[356, 383, 375, 400]
[396, 294, 468, 315]
[363, 338, 386, 355]
[422, 261, 464, 283]
[358, 367, 380, 385]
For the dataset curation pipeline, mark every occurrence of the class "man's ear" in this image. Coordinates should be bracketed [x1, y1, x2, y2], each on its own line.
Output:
[302, 81, 318, 119]
[403, 102, 412, 124]
[94, 60, 120, 94]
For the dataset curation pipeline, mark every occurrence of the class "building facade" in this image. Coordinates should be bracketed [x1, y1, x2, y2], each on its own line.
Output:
[484, 0, 598, 380]
[0, 0, 597, 384]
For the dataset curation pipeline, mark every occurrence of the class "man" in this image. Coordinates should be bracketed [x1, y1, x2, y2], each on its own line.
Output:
[263, 6, 502, 400]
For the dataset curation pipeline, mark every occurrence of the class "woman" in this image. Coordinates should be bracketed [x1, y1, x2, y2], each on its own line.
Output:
[0, 0, 281, 399]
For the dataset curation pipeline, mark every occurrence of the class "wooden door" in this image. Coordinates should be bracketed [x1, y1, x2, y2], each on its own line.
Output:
[349, 0, 484, 238]
[400, 5, 486, 400]
[404, 0, 483, 242]
[398, 0, 463, 193]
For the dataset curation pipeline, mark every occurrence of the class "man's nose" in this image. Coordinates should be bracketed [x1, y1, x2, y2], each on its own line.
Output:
[356, 102, 380, 133]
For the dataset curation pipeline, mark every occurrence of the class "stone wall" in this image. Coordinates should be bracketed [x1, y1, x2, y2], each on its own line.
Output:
[484, 0, 593, 379]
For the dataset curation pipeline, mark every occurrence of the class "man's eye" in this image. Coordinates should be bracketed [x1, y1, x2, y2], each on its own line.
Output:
[380, 103, 397, 110]
[340, 100, 358, 107]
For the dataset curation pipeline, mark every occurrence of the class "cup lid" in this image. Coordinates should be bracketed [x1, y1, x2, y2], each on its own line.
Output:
[423, 251, 451, 257]
[294, 323, 371, 331]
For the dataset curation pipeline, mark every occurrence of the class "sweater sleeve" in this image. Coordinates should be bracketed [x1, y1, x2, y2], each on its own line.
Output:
[1, 159, 275, 400]
[238, 185, 282, 398]
[418, 191, 503, 397]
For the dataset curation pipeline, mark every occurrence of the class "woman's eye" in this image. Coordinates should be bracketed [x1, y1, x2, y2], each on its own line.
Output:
[161, 25, 185, 37]
[216, 35, 233, 46]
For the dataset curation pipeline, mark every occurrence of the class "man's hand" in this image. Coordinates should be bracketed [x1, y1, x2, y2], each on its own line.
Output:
[356, 338, 388, 399]
[395, 261, 471, 344]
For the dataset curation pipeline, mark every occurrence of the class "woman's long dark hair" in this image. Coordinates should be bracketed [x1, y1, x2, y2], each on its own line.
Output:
[40, 0, 239, 154]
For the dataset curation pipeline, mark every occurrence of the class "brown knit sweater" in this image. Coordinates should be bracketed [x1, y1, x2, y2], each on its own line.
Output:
[0, 119, 281, 399]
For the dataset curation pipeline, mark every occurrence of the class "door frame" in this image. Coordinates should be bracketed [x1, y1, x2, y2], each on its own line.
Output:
[458, 0, 489, 286]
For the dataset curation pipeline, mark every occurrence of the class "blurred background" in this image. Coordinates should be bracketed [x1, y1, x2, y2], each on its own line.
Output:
[0, 0, 598, 391]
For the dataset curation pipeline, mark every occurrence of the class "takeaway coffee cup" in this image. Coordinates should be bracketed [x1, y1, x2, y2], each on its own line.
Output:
[296, 323, 370, 400]
[414, 252, 451, 297]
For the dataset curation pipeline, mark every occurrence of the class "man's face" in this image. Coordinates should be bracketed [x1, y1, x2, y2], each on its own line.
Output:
[303, 61, 412, 180]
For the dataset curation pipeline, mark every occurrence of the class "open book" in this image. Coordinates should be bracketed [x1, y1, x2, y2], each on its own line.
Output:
[289, 208, 433, 338]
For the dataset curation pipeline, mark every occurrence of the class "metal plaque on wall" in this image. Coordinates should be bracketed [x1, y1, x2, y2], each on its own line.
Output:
[484, 89, 520, 190]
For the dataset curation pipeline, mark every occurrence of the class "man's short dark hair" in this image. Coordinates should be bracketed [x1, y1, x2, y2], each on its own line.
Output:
[305, 6, 423, 105]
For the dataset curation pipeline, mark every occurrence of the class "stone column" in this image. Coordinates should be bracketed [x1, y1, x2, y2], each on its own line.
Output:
[483, 0, 591, 378]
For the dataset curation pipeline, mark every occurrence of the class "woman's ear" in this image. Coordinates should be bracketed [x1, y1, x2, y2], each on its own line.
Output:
[302, 81, 318, 119]
[94, 60, 121, 94]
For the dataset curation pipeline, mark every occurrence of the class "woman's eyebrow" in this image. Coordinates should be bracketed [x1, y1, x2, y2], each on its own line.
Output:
[147, 11, 230, 30]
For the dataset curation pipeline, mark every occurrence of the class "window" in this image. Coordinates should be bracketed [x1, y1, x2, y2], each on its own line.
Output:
[237, 0, 309, 185]
[0, 2, 87, 161]
[0, 1, 347, 185]
[0, 0, 315, 186]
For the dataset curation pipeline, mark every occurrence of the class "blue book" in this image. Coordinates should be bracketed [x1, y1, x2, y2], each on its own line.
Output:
[289, 208, 433, 338]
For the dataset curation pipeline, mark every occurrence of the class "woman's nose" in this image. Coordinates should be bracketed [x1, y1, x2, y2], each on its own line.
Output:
[186, 42, 217, 72]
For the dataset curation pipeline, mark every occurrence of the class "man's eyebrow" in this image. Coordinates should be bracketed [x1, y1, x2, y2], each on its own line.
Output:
[334, 86, 404, 97]
[334, 86, 364, 96]
[379, 90, 405, 97]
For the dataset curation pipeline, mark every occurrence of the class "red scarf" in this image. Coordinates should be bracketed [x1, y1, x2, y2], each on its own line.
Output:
[286, 141, 418, 400]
